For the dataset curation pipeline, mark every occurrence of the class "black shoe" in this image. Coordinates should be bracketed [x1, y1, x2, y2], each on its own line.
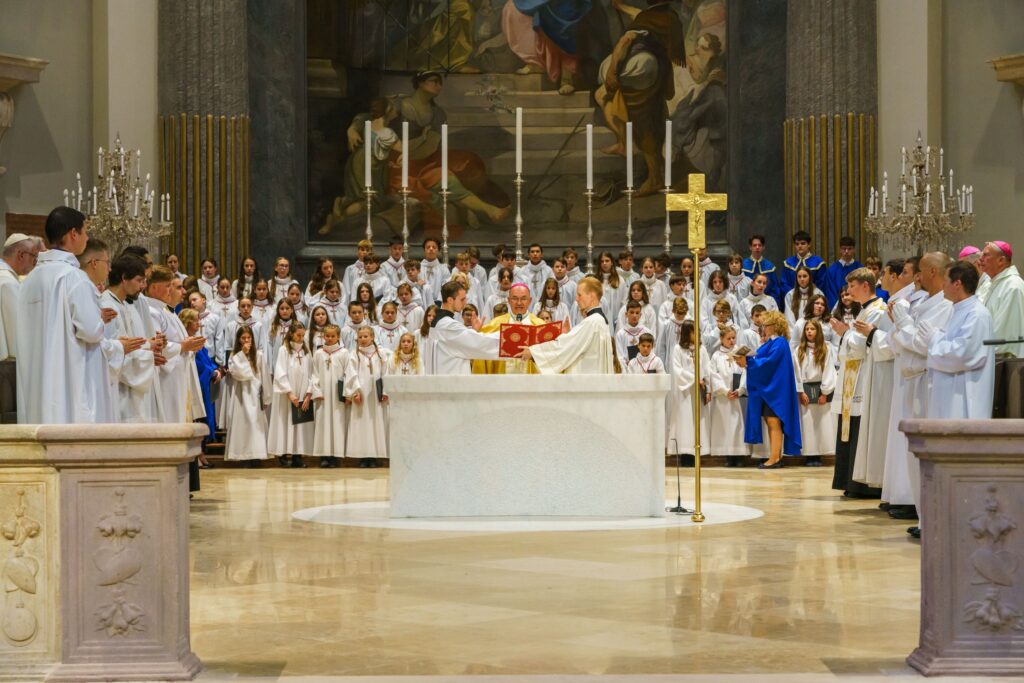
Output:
[804, 456, 823, 467]
[757, 460, 784, 469]
[359, 458, 372, 468]
[247, 459, 261, 469]
[278, 455, 290, 467]
[878, 502, 892, 511]
[290, 456, 307, 468]
[907, 526, 921, 539]
[199, 461, 214, 469]
[319, 457, 331, 468]
[888, 505, 918, 520]
[331, 457, 342, 468]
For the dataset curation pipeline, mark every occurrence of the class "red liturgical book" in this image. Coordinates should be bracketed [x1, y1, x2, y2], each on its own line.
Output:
[499, 322, 563, 358]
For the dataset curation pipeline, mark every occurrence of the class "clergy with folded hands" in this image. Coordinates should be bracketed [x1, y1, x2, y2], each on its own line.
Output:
[517, 277, 615, 374]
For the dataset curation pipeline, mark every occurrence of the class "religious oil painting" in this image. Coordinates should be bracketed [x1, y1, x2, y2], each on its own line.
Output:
[306, 0, 726, 250]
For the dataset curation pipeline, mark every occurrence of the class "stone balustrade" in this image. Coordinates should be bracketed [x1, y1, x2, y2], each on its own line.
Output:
[0, 424, 205, 682]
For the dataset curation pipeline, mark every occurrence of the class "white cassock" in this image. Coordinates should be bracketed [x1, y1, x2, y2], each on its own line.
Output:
[376, 322, 407, 352]
[89, 288, 125, 423]
[708, 348, 750, 456]
[556, 276, 577, 309]
[223, 317, 266, 367]
[600, 277, 627, 328]
[224, 351, 269, 460]
[927, 296, 995, 420]
[341, 261, 365, 298]
[793, 345, 837, 456]
[789, 317, 837, 355]
[701, 290, 739, 326]
[197, 275, 218, 303]
[516, 261, 554, 302]
[483, 291, 509, 322]
[727, 273, 751, 301]
[982, 264, 1024, 357]
[309, 345, 360, 457]
[616, 303, 658, 334]
[382, 257, 405, 287]
[0, 258, 20, 359]
[270, 276, 299, 303]
[267, 345, 315, 456]
[880, 290, 952, 506]
[850, 297, 896, 488]
[430, 312, 501, 375]
[566, 265, 584, 283]
[198, 310, 223, 361]
[341, 321, 383, 352]
[414, 329, 436, 375]
[16, 250, 116, 424]
[397, 303, 424, 331]
[533, 300, 571, 325]
[419, 259, 450, 303]
[346, 347, 389, 459]
[147, 299, 204, 424]
[351, 270, 397, 305]
[657, 317, 686, 368]
[615, 324, 653, 364]
[100, 290, 158, 423]
[832, 298, 889, 444]
[318, 298, 348, 327]
[531, 309, 616, 375]
[210, 294, 238, 322]
[626, 352, 665, 374]
[735, 293, 778, 331]
[783, 286, 822, 328]
[638, 275, 670, 310]
[667, 344, 711, 455]
[251, 299, 274, 327]
[230, 275, 256, 300]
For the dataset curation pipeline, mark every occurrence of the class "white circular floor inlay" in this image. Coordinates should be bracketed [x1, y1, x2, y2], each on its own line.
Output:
[292, 501, 763, 532]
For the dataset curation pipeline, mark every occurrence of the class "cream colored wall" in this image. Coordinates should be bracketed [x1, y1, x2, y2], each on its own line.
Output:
[0, 0, 94, 234]
[941, 0, 1024, 247]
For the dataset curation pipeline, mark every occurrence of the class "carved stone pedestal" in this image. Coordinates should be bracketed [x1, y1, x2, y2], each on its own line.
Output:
[0, 424, 206, 682]
[902, 419, 1024, 676]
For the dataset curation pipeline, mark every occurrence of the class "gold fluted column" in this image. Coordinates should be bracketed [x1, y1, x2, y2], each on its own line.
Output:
[158, 113, 250, 276]
[784, 113, 876, 261]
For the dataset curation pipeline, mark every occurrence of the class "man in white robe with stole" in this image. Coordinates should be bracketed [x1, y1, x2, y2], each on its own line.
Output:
[880, 253, 953, 522]
[849, 259, 914, 493]
[431, 280, 501, 375]
[17, 207, 118, 424]
[519, 277, 615, 375]
[145, 266, 206, 423]
[830, 267, 888, 498]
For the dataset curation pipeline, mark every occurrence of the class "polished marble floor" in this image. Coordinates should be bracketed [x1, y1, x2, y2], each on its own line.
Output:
[188, 466, 941, 681]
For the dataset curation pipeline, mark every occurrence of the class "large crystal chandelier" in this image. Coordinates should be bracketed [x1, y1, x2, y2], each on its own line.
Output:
[864, 133, 974, 254]
[64, 135, 172, 254]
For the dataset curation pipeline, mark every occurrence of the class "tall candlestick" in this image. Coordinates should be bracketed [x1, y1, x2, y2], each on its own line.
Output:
[625, 121, 633, 189]
[585, 124, 593, 190]
[401, 121, 409, 188]
[441, 124, 448, 190]
[515, 107, 523, 175]
[364, 119, 372, 189]
[664, 120, 672, 187]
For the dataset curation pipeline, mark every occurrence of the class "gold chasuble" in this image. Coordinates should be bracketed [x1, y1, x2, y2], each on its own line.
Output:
[472, 313, 544, 374]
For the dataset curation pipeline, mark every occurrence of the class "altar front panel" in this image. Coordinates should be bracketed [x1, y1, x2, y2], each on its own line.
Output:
[386, 375, 669, 518]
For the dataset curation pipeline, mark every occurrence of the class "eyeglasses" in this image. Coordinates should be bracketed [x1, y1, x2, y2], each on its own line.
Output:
[91, 258, 110, 266]
[17, 250, 38, 263]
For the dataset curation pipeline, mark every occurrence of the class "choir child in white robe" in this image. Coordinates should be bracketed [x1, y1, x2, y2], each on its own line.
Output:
[616, 280, 658, 332]
[210, 277, 239, 321]
[616, 251, 639, 286]
[783, 265, 822, 329]
[793, 319, 837, 465]
[701, 271, 740, 329]
[268, 323, 315, 467]
[250, 279, 275, 327]
[197, 258, 220, 302]
[484, 267, 514, 323]
[562, 248, 584, 283]
[268, 256, 299, 303]
[552, 257, 578, 308]
[341, 239, 373, 298]
[658, 276, 694, 324]
[318, 278, 348, 326]
[223, 297, 266, 366]
[376, 301, 408, 352]
[596, 252, 627, 328]
[304, 257, 337, 309]
[725, 254, 752, 301]
[101, 253, 158, 423]
[520, 277, 615, 375]
[419, 238, 451, 305]
[735, 273, 779, 330]
[657, 298, 689, 368]
[401, 259, 430, 308]
[310, 324, 360, 468]
[486, 248, 519, 299]
[430, 282, 501, 375]
[414, 306, 438, 375]
[638, 257, 670, 310]
[267, 298, 299, 370]
[390, 332, 424, 376]
[189, 291, 223, 361]
[286, 283, 309, 326]
[625, 333, 665, 374]
[395, 283, 424, 331]
[615, 301, 653, 363]
[351, 255, 396, 305]
[516, 244, 555, 302]
[667, 320, 710, 457]
[224, 327, 269, 465]
[451, 253, 486, 312]
[307, 305, 330, 352]
[468, 246, 488, 294]
[702, 300, 736, 355]
[709, 326, 750, 467]
[789, 293, 836, 353]
[348, 327, 390, 468]
[230, 256, 259, 300]
[341, 302, 381, 350]
[695, 248, 720, 289]
[532, 277, 571, 325]
[382, 238, 406, 288]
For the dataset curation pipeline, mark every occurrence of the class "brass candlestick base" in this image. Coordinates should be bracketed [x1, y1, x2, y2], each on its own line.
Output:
[363, 186, 376, 242]
[513, 174, 526, 267]
[623, 186, 634, 252]
[399, 187, 411, 256]
[584, 188, 595, 275]
[439, 187, 451, 265]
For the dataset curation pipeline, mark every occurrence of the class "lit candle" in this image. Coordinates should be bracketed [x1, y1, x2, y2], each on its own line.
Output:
[63, 189, 69, 205]
[515, 107, 522, 176]
[364, 119, 372, 189]
[940, 186, 946, 213]
[149, 191, 155, 219]
[119, 148, 125, 174]
[136, 150, 141, 179]
[968, 186, 973, 214]
[401, 121, 409, 188]
[956, 189, 962, 214]
[948, 169, 953, 197]
[98, 147, 104, 177]
[76, 172, 82, 197]
[441, 124, 448, 190]
[625, 121, 633, 189]
[586, 124, 593, 190]
[664, 120, 672, 188]
[92, 189, 97, 214]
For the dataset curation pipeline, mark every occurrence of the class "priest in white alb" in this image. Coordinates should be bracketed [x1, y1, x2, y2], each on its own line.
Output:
[430, 280, 501, 375]
[979, 240, 1024, 358]
[518, 277, 615, 374]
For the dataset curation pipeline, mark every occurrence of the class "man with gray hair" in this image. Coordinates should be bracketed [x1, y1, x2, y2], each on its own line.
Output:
[0, 233, 42, 422]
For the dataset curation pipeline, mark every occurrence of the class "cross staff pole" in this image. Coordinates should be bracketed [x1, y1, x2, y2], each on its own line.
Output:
[665, 173, 727, 523]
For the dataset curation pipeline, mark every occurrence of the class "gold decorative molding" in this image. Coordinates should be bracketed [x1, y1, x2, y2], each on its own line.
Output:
[0, 52, 49, 177]
[989, 54, 1024, 117]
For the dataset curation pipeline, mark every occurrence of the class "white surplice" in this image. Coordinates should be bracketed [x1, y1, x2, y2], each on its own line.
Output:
[346, 347, 389, 459]
[375, 322, 408, 352]
[309, 345, 360, 457]
[224, 350, 269, 460]
[0, 259, 20, 360]
[147, 299, 204, 424]
[656, 316, 686, 368]
[516, 260, 554, 302]
[850, 297, 896, 488]
[615, 324, 653, 364]
[880, 290, 952, 506]
[532, 309, 615, 375]
[735, 292, 779, 331]
[639, 275, 670, 310]
[419, 259, 450, 304]
[16, 250, 113, 424]
[626, 351, 665, 374]
[100, 290, 158, 423]
[793, 345, 837, 456]
[927, 296, 995, 419]
[982, 265, 1024, 357]
[667, 344, 711, 455]
[429, 312, 501, 375]
[708, 348, 749, 456]
[267, 345, 315, 456]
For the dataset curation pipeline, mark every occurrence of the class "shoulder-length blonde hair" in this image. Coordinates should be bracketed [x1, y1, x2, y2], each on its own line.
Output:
[759, 310, 789, 340]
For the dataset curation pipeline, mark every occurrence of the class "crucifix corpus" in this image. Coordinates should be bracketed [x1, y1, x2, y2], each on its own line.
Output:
[665, 173, 728, 524]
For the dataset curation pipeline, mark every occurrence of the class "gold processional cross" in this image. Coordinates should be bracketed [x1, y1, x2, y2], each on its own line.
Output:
[664, 173, 727, 524]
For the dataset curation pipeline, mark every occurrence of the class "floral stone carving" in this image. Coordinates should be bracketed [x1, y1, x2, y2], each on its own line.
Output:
[93, 488, 146, 637]
[964, 485, 1024, 632]
[1, 488, 41, 646]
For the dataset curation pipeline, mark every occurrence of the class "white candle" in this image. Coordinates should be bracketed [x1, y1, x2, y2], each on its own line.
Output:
[133, 188, 140, 216]
[969, 186, 974, 214]
[940, 186, 946, 213]
[441, 124, 448, 190]
[76, 172, 82, 196]
[912, 170, 917, 195]
[956, 189, 962, 214]
[144, 173, 150, 199]
[939, 148, 944, 176]
[902, 185, 907, 213]
[113, 191, 119, 215]
[92, 189, 97, 214]
[664, 120, 672, 187]
[949, 169, 954, 197]
[925, 184, 931, 213]
[625, 122, 634, 189]
[136, 150, 141, 178]
[98, 147, 104, 177]
[868, 186, 875, 216]
[63, 189, 69, 205]
[401, 122, 409, 188]
[119, 148, 125, 174]
[515, 107, 523, 176]
[149, 191, 155, 219]
[586, 124, 593, 190]
[901, 147, 906, 176]
[364, 119, 372, 189]
[925, 146, 930, 171]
